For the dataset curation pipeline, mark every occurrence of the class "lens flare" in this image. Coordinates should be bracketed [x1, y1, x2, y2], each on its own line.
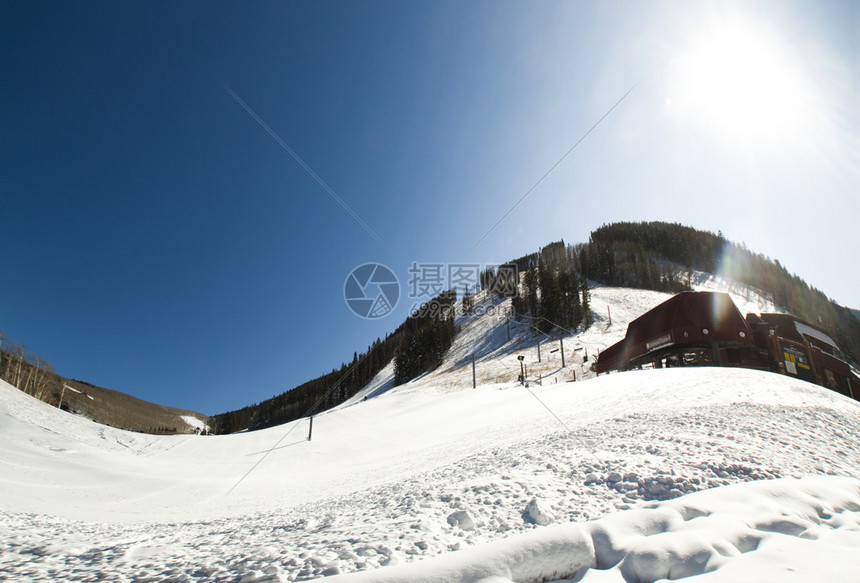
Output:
[665, 17, 815, 145]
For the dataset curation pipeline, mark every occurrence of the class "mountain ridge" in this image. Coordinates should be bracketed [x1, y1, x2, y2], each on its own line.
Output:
[0, 344, 208, 434]
[211, 221, 860, 433]
[3, 221, 857, 434]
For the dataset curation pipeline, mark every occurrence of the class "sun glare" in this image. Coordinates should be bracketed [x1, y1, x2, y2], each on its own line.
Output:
[667, 21, 808, 142]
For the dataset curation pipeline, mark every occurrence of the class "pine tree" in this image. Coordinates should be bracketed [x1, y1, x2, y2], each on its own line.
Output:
[462, 284, 474, 314]
[581, 274, 592, 327]
[538, 259, 561, 334]
[558, 269, 582, 330]
[524, 267, 539, 317]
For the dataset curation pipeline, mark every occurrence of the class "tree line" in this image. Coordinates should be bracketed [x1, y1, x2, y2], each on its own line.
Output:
[472, 221, 859, 368]
[393, 290, 456, 386]
[209, 333, 398, 434]
[0, 331, 55, 404]
[1, 334, 211, 434]
[584, 221, 860, 364]
[210, 290, 459, 434]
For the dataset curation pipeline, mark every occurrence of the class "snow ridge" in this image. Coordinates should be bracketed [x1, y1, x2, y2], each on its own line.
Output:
[325, 476, 860, 583]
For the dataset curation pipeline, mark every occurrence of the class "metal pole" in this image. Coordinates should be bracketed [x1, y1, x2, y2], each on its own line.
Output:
[560, 338, 566, 368]
[608, 305, 612, 326]
[472, 354, 476, 389]
[307, 416, 314, 441]
[537, 341, 541, 363]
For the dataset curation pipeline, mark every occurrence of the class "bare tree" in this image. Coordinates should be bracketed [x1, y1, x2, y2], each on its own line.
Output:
[0, 332, 55, 403]
[29, 353, 54, 402]
[10, 344, 26, 390]
[0, 330, 9, 382]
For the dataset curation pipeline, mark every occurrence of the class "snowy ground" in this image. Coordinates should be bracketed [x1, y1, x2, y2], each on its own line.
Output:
[2, 285, 859, 582]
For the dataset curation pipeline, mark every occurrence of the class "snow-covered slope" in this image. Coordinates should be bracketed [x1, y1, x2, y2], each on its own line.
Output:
[350, 275, 778, 399]
[326, 475, 860, 583]
[2, 284, 858, 583]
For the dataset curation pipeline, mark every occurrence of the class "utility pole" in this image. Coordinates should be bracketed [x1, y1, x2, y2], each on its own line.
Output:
[472, 354, 476, 389]
[560, 338, 566, 368]
[518, 355, 525, 385]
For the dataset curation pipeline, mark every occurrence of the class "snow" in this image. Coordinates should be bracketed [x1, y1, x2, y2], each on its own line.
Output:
[524, 497, 556, 526]
[181, 414, 209, 433]
[336, 359, 396, 408]
[323, 476, 860, 583]
[687, 271, 782, 316]
[794, 320, 839, 349]
[2, 283, 859, 582]
[62, 384, 94, 400]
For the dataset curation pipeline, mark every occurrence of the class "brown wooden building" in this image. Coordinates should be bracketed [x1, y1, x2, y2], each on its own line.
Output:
[597, 291, 858, 400]
[747, 312, 857, 399]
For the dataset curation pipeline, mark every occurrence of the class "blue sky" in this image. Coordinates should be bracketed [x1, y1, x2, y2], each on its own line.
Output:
[1, 1, 857, 415]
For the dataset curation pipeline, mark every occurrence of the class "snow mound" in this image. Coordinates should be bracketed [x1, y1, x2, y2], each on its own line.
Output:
[448, 510, 477, 531]
[325, 476, 860, 583]
[523, 497, 555, 526]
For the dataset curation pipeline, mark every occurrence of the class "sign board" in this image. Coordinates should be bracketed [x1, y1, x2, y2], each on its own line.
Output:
[646, 333, 673, 352]
[782, 344, 812, 380]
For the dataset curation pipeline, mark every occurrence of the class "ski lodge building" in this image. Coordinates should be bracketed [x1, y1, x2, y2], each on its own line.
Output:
[596, 291, 858, 400]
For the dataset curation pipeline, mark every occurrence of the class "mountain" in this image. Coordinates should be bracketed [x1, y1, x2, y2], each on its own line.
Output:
[54, 378, 209, 434]
[211, 221, 860, 433]
[2, 282, 859, 582]
[0, 346, 208, 434]
[3, 221, 857, 437]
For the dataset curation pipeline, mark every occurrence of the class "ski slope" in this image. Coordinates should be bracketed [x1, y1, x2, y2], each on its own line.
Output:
[347, 274, 780, 402]
[2, 284, 859, 582]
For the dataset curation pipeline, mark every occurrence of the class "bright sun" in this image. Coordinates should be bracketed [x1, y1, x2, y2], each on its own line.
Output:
[667, 21, 806, 141]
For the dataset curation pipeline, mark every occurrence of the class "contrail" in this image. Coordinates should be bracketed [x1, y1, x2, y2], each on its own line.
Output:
[224, 84, 391, 253]
[468, 82, 639, 255]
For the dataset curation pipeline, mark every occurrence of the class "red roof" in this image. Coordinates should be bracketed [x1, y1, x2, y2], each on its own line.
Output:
[597, 292, 755, 372]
